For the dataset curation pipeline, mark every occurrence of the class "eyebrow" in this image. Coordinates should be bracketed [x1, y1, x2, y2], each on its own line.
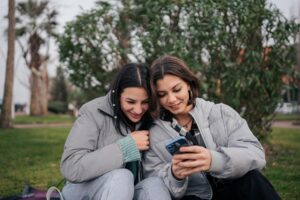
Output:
[125, 97, 136, 101]
[157, 82, 181, 92]
[125, 97, 149, 102]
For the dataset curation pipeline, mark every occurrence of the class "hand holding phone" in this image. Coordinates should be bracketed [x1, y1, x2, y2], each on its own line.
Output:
[165, 136, 190, 155]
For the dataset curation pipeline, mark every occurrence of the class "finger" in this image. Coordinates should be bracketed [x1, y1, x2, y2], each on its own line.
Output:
[143, 135, 149, 141]
[172, 157, 184, 164]
[139, 141, 149, 148]
[173, 153, 202, 161]
[178, 159, 206, 168]
[132, 130, 149, 136]
[180, 166, 205, 176]
[176, 167, 196, 178]
[179, 145, 204, 153]
[139, 145, 149, 151]
[172, 165, 188, 179]
[172, 155, 184, 163]
[139, 140, 150, 147]
[139, 130, 149, 135]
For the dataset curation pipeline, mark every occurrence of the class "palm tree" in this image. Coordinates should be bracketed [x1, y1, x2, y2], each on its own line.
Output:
[1, 0, 16, 128]
[15, 0, 58, 116]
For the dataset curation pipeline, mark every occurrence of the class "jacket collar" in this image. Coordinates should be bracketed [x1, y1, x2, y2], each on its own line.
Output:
[189, 98, 214, 128]
[159, 98, 214, 128]
[97, 92, 115, 117]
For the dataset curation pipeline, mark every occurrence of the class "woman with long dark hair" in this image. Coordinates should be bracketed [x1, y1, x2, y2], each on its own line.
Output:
[61, 63, 171, 200]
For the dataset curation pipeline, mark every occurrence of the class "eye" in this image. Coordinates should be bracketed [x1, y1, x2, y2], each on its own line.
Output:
[142, 100, 150, 104]
[173, 87, 181, 93]
[126, 101, 135, 104]
[157, 92, 166, 98]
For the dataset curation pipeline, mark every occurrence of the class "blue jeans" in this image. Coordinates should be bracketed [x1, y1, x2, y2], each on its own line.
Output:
[62, 169, 171, 200]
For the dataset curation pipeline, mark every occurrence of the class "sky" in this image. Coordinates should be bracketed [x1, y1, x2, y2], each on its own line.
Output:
[0, 0, 299, 105]
[0, 0, 97, 104]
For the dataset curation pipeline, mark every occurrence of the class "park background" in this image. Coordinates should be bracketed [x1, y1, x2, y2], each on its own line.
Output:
[0, 0, 300, 199]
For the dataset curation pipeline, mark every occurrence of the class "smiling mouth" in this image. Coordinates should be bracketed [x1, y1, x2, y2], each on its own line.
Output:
[169, 102, 181, 110]
[130, 113, 142, 119]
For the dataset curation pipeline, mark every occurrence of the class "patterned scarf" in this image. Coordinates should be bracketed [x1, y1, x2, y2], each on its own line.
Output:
[171, 117, 206, 147]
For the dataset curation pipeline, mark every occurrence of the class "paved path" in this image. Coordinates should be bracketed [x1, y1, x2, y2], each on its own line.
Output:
[13, 123, 72, 128]
[13, 121, 300, 129]
[272, 120, 300, 129]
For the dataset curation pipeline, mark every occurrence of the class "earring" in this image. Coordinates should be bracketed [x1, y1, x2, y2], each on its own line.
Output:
[188, 90, 193, 105]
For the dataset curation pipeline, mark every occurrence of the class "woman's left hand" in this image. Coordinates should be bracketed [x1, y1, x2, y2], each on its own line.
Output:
[173, 146, 212, 177]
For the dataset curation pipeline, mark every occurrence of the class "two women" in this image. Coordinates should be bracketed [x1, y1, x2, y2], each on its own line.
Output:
[143, 55, 280, 200]
[61, 56, 279, 200]
[60, 63, 170, 200]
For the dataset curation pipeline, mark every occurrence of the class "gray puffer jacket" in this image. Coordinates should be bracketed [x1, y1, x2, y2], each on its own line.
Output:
[143, 98, 266, 199]
[61, 93, 140, 183]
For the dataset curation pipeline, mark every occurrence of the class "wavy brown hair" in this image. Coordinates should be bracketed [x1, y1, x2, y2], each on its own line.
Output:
[150, 55, 200, 118]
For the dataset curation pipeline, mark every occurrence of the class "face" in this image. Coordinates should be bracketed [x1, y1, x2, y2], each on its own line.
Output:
[120, 87, 149, 123]
[156, 74, 192, 115]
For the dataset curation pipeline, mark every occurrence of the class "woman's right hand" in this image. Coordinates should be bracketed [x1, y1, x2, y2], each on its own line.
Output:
[130, 130, 149, 151]
[171, 145, 212, 179]
[171, 157, 189, 180]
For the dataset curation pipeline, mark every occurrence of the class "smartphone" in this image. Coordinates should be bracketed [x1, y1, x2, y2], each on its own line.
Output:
[165, 136, 190, 155]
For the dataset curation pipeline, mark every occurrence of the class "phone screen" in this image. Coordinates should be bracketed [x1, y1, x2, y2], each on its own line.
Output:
[165, 136, 189, 155]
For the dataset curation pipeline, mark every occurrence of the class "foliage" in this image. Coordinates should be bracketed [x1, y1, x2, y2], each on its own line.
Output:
[51, 66, 68, 103]
[48, 101, 68, 114]
[67, 87, 89, 109]
[49, 66, 69, 113]
[58, 0, 299, 140]
[50, 66, 87, 112]
[131, 0, 299, 140]
[15, 0, 58, 53]
[15, 0, 58, 116]
[58, 1, 132, 98]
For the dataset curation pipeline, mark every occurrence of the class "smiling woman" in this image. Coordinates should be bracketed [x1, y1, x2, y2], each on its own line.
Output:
[143, 55, 281, 200]
[59, 63, 171, 200]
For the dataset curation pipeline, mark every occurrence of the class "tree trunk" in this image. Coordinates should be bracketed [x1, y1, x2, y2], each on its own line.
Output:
[297, 31, 300, 105]
[1, 0, 15, 128]
[30, 66, 49, 116]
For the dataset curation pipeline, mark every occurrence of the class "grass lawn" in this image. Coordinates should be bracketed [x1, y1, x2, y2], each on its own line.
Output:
[0, 127, 70, 198]
[13, 114, 75, 124]
[264, 128, 300, 200]
[0, 126, 299, 199]
[274, 113, 300, 121]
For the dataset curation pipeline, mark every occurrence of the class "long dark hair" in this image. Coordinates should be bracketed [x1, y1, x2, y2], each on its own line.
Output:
[110, 63, 152, 135]
[150, 55, 200, 118]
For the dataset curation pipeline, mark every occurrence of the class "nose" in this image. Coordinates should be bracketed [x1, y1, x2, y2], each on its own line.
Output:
[133, 104, 143, 114]
[167, 93, 176, 104]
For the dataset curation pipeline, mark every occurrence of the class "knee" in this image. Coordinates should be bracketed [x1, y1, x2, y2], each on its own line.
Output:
[105, 168, 134, 187]
[134, 177, 171, 200]
[239, 170, 273, 189]
[237, 170, 280, 199]
[243, 170, 262, 182]
[142, 177, 166, 188]
[101, 169, 135, 199]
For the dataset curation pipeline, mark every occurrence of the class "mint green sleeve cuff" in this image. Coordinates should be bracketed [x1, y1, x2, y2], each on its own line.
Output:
[117, 135, 141, 163]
